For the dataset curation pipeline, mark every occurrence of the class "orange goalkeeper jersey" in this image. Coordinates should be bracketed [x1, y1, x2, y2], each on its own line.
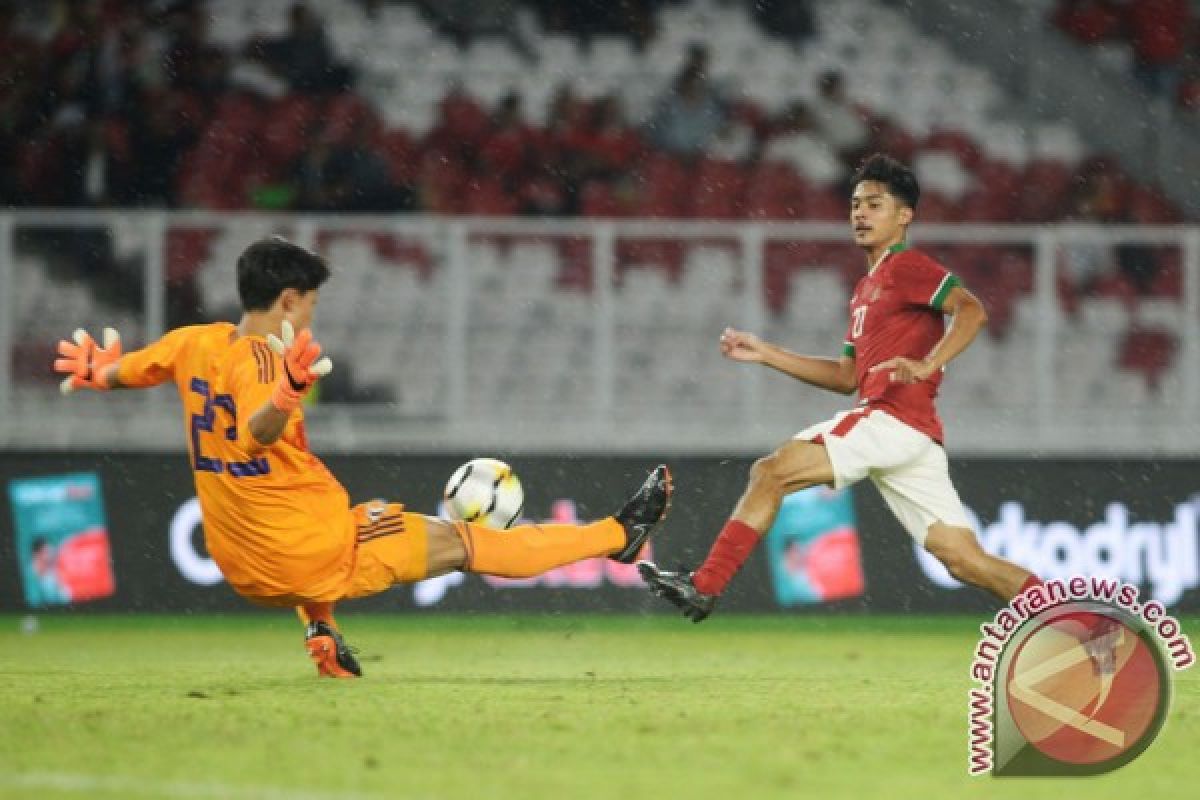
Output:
[117, 323, 354, 604]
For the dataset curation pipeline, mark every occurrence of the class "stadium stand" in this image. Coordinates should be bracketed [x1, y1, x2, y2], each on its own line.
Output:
[1, 0, 1193, 430]
[1050, 0, 1199, 110]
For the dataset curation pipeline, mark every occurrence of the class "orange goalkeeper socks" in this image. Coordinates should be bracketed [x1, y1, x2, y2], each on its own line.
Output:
[461, 519, 625, 578]
[297, 602, 337, 629]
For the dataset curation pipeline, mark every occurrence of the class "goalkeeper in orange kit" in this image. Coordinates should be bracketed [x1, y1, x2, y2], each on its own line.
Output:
[54, 237, 672, 678]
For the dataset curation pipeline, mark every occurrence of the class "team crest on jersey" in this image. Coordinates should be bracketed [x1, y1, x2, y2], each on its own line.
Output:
[868, 286, 882, 303]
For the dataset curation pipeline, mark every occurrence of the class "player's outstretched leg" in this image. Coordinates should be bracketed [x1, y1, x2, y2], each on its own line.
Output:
[305, 620, 362, 679]
[924, 524, 1036, 601]
[637, 562, 716, 622]
[457, 465, 673, 578]
[641, 441, 831, 622]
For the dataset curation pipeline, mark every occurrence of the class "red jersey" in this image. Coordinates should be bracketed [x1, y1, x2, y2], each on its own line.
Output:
[842, 243, 961, 443]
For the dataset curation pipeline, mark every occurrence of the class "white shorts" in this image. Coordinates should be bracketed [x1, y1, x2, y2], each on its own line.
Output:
[795, 408, 971, 545]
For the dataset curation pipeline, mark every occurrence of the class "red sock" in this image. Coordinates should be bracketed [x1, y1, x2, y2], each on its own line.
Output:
[692, 519, 762, 596]
[1017, 575, 1109, 638]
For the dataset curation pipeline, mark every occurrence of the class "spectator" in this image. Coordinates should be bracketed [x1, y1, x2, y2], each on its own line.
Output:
[762, 101, 842, 184]
[291, 117, 410, 212]
[534, 84, 589, 209]
[1126, 0, 1191, 97]
[646, 46, 726, 157]
[574, 93, 643, 180]
[422, 0, 530, 53]
[809, 70, 870, 165]
[249, 2, 351, 94]
[1061, 168, 1124, 292]
[1053, 0, 1121, 44]
[118, 91, 199, 206]
[706, 115, 758, 164]
[160, 2, 228, 102]
[479, 91, 533, 180]
[749, 0, 815, 45]
[533, 0, 658, 49]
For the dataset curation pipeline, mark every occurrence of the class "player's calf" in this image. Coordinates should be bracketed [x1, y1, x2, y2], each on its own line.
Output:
[925, 524, 1029, 601]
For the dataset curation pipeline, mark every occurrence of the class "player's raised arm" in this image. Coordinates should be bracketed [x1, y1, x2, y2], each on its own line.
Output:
[871, 285, 988, 384]
[246, 319, 333, 447]
[54, 327, 125, 393]
[720, 327, 856, 395]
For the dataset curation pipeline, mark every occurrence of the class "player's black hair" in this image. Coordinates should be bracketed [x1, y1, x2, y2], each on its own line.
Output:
[851, 153, 920, 210]
[236, 236, 330, 311]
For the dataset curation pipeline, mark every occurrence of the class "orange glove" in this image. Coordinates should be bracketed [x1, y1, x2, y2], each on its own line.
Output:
[266, 320, 333, 413]
[54, 327, 123, 395]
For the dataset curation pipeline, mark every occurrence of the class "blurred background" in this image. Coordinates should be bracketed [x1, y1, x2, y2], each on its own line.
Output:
[0, 0, 1198, 615]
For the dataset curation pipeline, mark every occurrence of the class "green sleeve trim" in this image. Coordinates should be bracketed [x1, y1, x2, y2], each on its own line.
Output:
[930, 274, 961, 311]
[842, 341, 855, 358]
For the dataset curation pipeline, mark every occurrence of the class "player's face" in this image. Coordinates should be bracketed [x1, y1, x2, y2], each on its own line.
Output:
[286, 289, 320, 332]
[850, 181, 911, 250]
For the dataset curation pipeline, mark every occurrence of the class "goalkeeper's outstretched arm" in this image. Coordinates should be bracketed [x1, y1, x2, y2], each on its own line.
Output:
[54, 328, 127, 393]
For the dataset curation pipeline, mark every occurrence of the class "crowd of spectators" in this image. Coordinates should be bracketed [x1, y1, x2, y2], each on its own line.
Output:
[1052, 0, 1200, 111]
[0, 2, 1186, 241]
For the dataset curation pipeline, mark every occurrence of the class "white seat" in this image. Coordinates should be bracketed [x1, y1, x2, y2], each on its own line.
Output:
[1033, 122, 1086, 166]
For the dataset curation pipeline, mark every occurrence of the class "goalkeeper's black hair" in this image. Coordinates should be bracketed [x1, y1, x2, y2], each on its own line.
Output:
[851, 153, 920, 210]
[237, 236, 330, 311]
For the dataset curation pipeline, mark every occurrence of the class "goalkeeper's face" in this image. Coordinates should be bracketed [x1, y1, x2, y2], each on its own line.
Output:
[285, 288, 320, 333]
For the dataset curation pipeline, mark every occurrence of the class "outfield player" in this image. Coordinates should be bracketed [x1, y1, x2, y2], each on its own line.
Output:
[55, 237, 672, 677]
[639, 154, 1044, 621]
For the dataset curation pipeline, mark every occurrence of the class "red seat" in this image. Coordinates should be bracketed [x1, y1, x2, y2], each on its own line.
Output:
[166, 229, 215, 282]
[630, 155, 691, 217]
[915, 191, 961, 223]
[580, 181, 624, 217]
[1019, 160, 1074, 221]
[378, 128, 418, 186]
[321, 91, 380, 145]
[690, 159, 747, 219]
[1119, 327, 1177, 388]
[744, 162, 806, 219]
[1149, 251, 1183, 298]
[464, 177, 520, 215]
[1126, 184, 1181, 224]
[416, 154, 467, 213]
[805, 186, 847, 221]
[261, 95, 317, 170]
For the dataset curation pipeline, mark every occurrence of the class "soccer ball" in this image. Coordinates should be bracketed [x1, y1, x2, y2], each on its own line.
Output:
[443, 458, 524, 529]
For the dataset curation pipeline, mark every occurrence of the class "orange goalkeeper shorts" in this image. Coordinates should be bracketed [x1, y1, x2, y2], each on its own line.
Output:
[339, 501, 431, 600]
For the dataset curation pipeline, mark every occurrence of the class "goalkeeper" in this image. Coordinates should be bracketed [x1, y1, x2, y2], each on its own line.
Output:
[54, 237, 672, 678]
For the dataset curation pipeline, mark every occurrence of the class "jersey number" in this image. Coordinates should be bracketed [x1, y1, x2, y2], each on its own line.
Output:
[189, 378, 269, 477]
[851, 306, 868, 338]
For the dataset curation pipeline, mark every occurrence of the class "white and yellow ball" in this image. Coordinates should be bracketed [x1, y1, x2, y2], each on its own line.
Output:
[443, 458, 524, 529]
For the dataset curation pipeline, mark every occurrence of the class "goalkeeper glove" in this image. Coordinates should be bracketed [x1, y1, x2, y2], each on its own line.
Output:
[54, 327, 123, 395]
[266, 320, 333, 413]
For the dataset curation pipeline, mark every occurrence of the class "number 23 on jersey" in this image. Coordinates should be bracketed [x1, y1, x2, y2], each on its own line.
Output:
[189, 377, 269, 477]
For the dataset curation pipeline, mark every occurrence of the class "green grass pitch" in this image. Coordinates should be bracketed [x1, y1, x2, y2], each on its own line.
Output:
[0, 613, 1196, 799]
